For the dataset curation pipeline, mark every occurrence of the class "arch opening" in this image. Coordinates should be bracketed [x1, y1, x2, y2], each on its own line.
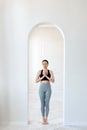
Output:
[27, 22, 65, 126]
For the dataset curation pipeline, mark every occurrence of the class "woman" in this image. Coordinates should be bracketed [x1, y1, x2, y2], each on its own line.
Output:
[35, 59, 55, 124]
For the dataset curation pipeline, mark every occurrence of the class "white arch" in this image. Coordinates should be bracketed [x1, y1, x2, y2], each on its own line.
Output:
[27, 22, 65, 125]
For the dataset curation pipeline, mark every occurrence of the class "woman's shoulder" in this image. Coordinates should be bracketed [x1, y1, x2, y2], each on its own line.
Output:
[48, 69, 53, 71]
[37, 69, 42, 74]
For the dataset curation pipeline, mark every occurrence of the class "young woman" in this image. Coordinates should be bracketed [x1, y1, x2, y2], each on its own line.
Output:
[35, 59, 55, 124]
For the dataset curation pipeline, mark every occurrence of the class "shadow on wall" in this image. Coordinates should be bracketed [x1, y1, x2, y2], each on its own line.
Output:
[0, 43, 10, 125]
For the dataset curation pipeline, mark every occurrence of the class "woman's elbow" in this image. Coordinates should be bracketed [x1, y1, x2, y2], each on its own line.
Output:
[52, 80, 55, 83]
[35, 79, 38, 83]
[35, 81, 38, 83]
[35, 79, 39, 83]
[51, 78, 55, 83]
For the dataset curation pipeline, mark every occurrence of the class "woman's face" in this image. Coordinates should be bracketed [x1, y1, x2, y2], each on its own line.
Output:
[42, 61, 48, 69]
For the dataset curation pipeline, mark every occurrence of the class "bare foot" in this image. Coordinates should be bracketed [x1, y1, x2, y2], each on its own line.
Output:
[45, 118, 48, 124]
[42, 118, 48, 124]
[42, 117, 46, 124]
[42, 119, 46, 124]
[41, 117, 49, 124]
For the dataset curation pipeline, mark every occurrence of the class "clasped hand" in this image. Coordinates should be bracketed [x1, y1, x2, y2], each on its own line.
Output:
[42, 70, 48, 77]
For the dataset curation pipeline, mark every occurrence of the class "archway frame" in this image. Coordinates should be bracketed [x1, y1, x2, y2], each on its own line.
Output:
[27, 22, 65, 124]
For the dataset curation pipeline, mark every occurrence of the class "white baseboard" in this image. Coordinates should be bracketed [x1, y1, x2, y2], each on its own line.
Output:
[1, 121, 87, 127]
[63, 121, 87, 127]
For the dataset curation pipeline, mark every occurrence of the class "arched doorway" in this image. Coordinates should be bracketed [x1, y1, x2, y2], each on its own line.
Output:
[28, 23, 65, 127]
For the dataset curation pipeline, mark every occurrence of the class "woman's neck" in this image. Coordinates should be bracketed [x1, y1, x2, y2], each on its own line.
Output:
[43, 68, 47, 70]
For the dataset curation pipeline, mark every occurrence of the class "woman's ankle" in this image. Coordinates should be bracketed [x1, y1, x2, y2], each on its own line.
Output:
[42, 116, 45, 120]
[42, 116, 48, 121]
[45, 117, 48, 120]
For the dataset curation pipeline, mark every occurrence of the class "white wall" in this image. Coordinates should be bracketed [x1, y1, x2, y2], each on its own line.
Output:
[0, 0, 87, 126]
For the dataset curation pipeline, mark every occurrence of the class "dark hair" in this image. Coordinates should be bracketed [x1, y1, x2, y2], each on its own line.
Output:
[42, 59, 49, 64]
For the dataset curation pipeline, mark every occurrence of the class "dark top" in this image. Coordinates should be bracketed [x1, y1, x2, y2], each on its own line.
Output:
[39, 69, 51, 81]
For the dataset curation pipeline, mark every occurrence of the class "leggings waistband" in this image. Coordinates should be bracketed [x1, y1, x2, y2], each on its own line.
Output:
[40, 82, 50, 85]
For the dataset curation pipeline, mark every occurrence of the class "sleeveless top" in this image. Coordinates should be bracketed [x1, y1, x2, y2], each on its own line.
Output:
[39, 69, 51, 81]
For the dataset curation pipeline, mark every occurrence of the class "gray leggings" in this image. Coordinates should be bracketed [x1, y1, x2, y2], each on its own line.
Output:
[39, 82, 52, 117]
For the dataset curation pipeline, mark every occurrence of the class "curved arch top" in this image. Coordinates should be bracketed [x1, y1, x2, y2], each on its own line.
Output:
[28, 22, 65, 43]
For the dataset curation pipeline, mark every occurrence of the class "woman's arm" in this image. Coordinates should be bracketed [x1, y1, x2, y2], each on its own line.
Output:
[45, 70, 55, 83]
[35, 70, 44, 83]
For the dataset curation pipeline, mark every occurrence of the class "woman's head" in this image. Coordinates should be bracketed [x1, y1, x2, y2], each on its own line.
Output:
[42, 59, 49, 69]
